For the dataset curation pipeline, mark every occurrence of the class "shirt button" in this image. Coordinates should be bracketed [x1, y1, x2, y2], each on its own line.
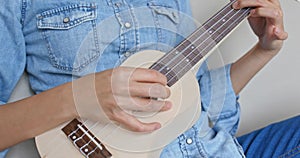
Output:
[63, 17, 70, 23]
[124, 22, 132, 29]
[115, 2, 122, 7]
[186, 138, 193, 145]
[124, 52, 131, 57]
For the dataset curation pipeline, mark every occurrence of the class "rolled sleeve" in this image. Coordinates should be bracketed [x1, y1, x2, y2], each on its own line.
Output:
[0, 101, 6, 105]
[0, 1, 26, 104]
[0, 1, 26, 157]
[197, 63, 241, 136]
[0, 150, 8, 158]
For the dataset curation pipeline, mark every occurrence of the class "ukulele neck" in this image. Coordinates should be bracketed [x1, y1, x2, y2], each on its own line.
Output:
[150, 0, 251, 86]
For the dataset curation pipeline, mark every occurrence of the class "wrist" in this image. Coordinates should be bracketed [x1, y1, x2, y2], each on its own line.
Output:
[59, 82, 79, 120]
[254, 42, 280, 59]
[257, 38, 283, 54]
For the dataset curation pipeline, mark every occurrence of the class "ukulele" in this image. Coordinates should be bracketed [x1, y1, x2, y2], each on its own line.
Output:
[36, 1, 251, 157]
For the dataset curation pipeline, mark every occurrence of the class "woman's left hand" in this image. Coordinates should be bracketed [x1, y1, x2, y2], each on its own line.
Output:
[233, 0, 288, 52]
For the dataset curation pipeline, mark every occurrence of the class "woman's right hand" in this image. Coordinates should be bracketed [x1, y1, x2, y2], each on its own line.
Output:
[72, 67, 172, 132]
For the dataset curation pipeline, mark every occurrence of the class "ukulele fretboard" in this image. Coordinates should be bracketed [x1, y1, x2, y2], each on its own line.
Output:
[62, 119, 112, 158]
[150, 0, 251, 86]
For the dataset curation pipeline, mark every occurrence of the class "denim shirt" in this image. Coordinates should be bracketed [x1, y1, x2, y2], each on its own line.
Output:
[0, 0, 245, 157]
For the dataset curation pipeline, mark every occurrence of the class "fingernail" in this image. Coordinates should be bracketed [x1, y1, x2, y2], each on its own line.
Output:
[250, 9, 255, 16]
[166, 102, 172, 109]
[155, 124, 161, 130]
[274, 27, 280, 34]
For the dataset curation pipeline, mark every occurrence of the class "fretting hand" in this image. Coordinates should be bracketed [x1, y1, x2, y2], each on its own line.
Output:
[233, 0, 288, 52]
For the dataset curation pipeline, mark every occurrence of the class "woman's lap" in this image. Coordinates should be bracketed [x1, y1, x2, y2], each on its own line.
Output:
[237, 115, 300, 158]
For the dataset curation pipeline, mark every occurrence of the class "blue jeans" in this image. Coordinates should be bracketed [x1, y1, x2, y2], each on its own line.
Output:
[238, 115, 300, 158]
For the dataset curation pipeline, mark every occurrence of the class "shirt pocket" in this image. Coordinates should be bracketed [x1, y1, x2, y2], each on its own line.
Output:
[147, 0, 180, 50]
[36, 3, 99, 72]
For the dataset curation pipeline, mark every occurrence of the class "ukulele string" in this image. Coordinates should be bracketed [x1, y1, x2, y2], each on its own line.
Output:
[76, 119, 122, 150]
[164, 7, 251, 83]
[74, 4, 247, 151]
[75, 2, 242, 142]
[151, 0, 237, 73]
[64, 119, 120, 157]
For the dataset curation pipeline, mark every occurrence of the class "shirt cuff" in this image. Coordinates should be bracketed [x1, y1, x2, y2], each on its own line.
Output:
[0, 149, 8, 158]
[198, 63, 241, 135]
[0, 101, 6, 105]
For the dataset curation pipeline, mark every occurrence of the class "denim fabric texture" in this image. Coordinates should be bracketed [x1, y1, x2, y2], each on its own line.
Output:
[0, 0, 245, 157]
[238, 115, 300, 158]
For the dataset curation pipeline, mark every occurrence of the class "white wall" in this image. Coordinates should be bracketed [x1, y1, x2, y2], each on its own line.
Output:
[190, 0, 300, 136]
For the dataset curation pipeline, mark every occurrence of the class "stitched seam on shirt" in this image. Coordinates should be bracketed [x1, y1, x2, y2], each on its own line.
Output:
[178, 134, 189, 157]
[129, 4, 140, 52]
[148, 3, 162, 51]
[192, 126, 207, 158]
[72, 19, 100, 72]
[92, 16, 100, 58]
[111, 5, 125, 55]
[278, 145, 300, 158]
[38, 4, 95, 18]
[21, 0, 27, 27]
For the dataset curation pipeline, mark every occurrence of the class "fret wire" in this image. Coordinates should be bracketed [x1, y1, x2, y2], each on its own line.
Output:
[153, 1, 238, 81]
[87, 146, 107, 158]
[77, 124, 104, 150]
[168, 8, 250, 82]
[161, 2, 245, 84]
[150, 0, 237, 74]
[62, 119, 112, 158]
[73, 133, 84, 146]
[77, 120, 104, 149]
[73, 124, 93, 146]
[87, 147, 99, 157]
[209, 10, 238, 42]
[166, 8, 251, 85]
[80, 138, 93, 151]
[67, 124, 81, 138]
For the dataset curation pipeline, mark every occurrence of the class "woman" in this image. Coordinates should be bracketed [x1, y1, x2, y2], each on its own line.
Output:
[0, 0, 298, 157]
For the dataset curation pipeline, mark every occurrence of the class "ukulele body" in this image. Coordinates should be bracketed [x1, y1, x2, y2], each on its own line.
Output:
[36, 50, 202, 158]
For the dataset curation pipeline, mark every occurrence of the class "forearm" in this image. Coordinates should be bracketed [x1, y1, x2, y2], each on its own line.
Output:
[230, 42, 280, 94]
[0, 82, 76, 150]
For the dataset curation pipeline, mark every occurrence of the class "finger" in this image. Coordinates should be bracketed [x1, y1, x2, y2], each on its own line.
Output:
[112, 110, 161, 132]
[132, 68, 168, 86]
[118, 97, 172, 112]
[129, 82, 171, 99]
[274, 26, 288, 40]
[250, 7, 283, 26]
[233, 0, 269, 9]
[268, 0, 281, 7]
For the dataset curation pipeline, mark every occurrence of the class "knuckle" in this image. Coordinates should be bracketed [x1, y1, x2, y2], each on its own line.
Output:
[277, 9, 283, 17]
[128, 85, 137, 95]
[109, 109, 122, 121]
[165, 87, 171, 98]
[132, 124, 145, 132]
[148, 70, 160, 80]
[144, 105, 154, 112]
[151, 84, 164, 97]
[255, 0, 264, 7]
[143, 99, 152, 108]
